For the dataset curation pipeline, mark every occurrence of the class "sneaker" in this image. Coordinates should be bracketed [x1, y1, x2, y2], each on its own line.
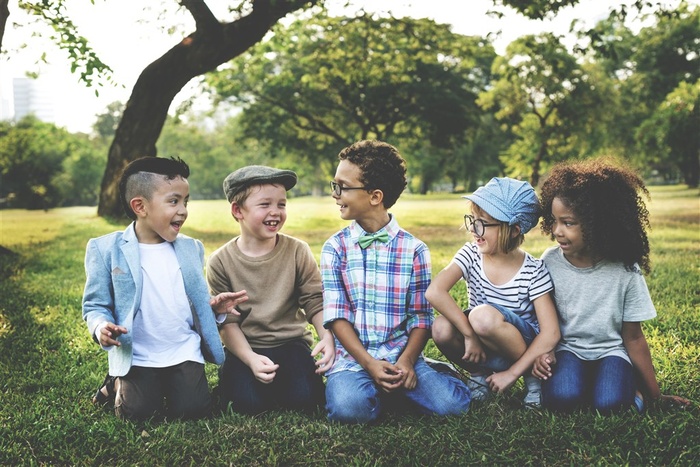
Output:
[523, 375, 542, 409]
[466, 374, 491, 402]
[423, 357, 464, 381]
[92, 374, 117, 407]
[633, 391, 645, 413]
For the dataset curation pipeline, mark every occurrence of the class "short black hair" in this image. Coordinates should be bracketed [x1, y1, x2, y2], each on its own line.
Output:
[118, 156, 190, 220]
[337, 140, 407, 209]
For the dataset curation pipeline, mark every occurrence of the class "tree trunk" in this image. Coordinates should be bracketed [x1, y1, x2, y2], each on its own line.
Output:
[0, 0, 9, 52]
[98, 0, 317, 218]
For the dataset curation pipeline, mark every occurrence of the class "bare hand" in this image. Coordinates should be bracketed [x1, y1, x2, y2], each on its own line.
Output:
[98, 322, 128, 347]
[210, 290, 249, 315]
[249, 353, 279, 384]
[486, 370, 519, 393]
[532, 351, 556, 380]
[311, 332, 335, 374]
[395, 358, 417, 390]
[658, 394, 692, 408]
[462, 335, 486, 364]
[366, 359, 404, 393]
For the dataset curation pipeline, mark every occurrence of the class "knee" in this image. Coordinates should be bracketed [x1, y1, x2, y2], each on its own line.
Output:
[468, 305, 500, 336]
[593, 394, 629, 416]
[542, 382, 584, 413]
[116, 397, 158, 422]
[169, 394, 211, 420]
[432, 315, 456, 347]
[326, 383, 380, 424]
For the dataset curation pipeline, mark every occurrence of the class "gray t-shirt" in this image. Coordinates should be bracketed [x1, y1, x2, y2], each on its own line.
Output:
[541, 246, 656, 363]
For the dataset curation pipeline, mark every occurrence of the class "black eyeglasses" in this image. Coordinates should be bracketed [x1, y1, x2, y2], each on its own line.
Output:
[330, 181, 369, 196]
[464, 214, 501, 237]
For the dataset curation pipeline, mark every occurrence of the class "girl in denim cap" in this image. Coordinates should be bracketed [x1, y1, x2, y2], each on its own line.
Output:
[426, 177, 560, 408]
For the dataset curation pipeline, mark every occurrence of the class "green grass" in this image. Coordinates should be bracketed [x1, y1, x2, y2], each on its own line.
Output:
[1, 186, 698, 465]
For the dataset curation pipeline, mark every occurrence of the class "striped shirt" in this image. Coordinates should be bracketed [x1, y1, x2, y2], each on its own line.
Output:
[321, 215, 433, 374]
[452, 242, 553, 333]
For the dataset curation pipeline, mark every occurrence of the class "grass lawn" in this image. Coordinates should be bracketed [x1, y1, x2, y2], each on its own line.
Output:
[0, 185, 698, 465]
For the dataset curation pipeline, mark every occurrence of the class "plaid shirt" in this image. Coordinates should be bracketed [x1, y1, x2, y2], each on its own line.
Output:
[321, 215, 433, 374]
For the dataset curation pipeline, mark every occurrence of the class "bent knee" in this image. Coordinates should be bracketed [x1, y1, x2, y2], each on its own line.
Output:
[326, 393, 380, 424]
[469, 305, 506, 336]
[432, 315, 458, 346]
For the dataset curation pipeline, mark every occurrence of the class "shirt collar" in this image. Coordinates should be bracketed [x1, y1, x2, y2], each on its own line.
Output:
[350, 214, 398, 246]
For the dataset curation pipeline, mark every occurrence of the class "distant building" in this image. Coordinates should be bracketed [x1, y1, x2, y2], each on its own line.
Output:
[12, 77, 55, 123]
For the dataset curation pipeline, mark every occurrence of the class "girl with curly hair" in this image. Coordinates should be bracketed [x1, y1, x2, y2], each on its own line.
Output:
[533, 158, 690, 413]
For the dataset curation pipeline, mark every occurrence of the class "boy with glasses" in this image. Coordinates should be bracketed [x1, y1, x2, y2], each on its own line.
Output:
[321, 140, 471, 424]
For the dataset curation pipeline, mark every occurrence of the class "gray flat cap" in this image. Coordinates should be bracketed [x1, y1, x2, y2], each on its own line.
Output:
[223, 165, 297, 202]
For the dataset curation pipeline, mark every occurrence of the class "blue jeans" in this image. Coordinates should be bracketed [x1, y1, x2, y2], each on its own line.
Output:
[465, 304, 538, 373]
[542, 350, 635, 414]
[218, 340, 325, 415]
[325, 358, 471, 424]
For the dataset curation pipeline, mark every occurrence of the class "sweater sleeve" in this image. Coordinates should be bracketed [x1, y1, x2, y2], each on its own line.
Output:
[295, 241, 324, 323]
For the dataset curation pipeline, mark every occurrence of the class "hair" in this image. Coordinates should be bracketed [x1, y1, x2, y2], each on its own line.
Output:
[470, 202, 524, 253]
[118, 156, 190, 220]
[337, 140, 407, 209]
[539, 158, 651, 273]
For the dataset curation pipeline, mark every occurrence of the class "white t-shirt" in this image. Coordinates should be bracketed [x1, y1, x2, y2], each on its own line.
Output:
[541, 246, 656, 363]
[452, 242, 553, 333]
[132, 242, 203, 367]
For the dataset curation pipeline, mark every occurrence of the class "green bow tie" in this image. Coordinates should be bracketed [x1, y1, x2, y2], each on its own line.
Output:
[358, 231, 390, 249]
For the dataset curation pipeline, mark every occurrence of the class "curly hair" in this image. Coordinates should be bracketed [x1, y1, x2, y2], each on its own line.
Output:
[337, 140, 407, 209]
[539, 158, 651, 273]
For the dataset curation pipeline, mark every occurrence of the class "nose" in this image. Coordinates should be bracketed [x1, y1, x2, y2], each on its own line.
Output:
[552, 221, 562, 237]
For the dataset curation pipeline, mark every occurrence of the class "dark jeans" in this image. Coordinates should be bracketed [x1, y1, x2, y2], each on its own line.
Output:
[542, 350, 635, 414]
[115, 361, 211, 421]
[218, 340, 325, 415]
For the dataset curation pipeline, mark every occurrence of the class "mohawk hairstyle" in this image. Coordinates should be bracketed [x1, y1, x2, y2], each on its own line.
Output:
[118, 156, 190, 220]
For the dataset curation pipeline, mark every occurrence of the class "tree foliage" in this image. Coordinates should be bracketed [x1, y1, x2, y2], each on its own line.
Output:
[638, 80, 700, 186]
[208, 12, 497, 191]
[0, 116, 104, 209]
[478, 33, 613, 186]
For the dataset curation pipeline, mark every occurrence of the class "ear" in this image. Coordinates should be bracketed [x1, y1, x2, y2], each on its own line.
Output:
[510, 224, 522, 238]
[369, 189, 384, 207]
[130, 197, 146, 218]
[231, 202, 244, 220]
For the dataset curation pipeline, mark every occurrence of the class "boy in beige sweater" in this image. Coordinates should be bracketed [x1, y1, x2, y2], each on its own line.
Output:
[207, 166, 334, 414]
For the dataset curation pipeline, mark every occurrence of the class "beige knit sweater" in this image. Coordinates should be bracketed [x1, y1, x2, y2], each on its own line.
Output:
[206, 234, 323, 348]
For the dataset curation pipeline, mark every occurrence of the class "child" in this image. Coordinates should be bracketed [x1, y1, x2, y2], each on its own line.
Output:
[533, 158, 691, 413]
[426, 177, 560, 408]
[207, 165, 334, 415]
[82, 156, 246, 421]
[321, 140, 471, 424]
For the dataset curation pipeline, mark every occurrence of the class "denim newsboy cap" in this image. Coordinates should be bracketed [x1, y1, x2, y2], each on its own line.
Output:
[223, 165, 297, 202]
[464, 177, 540, 234]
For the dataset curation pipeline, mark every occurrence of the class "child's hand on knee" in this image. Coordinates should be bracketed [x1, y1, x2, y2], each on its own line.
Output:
[250, 354, 279, 384]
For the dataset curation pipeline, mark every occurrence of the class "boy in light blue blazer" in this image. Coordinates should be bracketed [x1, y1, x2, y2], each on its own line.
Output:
[82, 156, 246, 421]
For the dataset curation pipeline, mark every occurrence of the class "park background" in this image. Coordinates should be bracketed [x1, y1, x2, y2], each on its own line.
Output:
[1, 0, 699, 465]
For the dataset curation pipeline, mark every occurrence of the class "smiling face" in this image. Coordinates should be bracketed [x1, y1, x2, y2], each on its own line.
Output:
[332, 159, 373, 222]
[468, 207, 503, 256]
[133, 175, 189, 244]
[551, 196, 592, 266]
[233, 184, 288, 241]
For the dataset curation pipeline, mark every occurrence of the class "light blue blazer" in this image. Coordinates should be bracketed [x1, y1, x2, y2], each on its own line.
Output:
[82, 223, 225, 376]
